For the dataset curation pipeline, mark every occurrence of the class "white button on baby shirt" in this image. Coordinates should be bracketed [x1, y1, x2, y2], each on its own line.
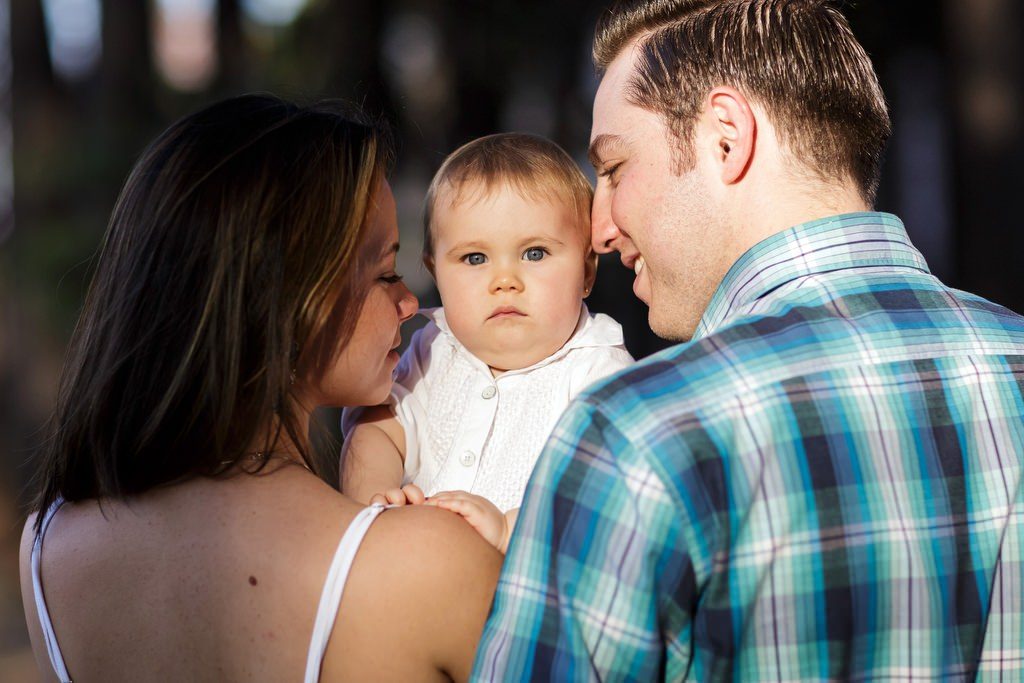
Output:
[460, 451, 477, 467]
[481, 385, 497, 399]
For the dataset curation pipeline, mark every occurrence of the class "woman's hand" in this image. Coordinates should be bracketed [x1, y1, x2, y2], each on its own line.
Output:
[425, 491, 515, 554]
[369, 483, 426, 506]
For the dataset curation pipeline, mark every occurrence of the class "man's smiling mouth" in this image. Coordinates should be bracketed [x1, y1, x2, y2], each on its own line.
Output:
[634, 256, 646, 276]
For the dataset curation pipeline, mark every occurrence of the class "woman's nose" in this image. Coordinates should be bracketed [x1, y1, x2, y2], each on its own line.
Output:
[397, 283, 418, 322]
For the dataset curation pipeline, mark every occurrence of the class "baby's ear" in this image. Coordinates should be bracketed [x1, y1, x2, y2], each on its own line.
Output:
[583, 247, 598, 298]
[422, 253, 436, 279]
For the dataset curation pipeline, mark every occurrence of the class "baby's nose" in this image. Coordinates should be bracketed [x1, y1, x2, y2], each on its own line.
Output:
[490, 270, 523, 292]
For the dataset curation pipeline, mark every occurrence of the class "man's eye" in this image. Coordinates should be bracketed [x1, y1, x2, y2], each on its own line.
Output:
[523, 247, 547, 262]
[599, 163, 622, 185]
[463, 253, 487, 266]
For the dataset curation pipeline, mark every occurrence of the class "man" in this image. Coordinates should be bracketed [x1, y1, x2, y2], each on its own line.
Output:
[472, 1, 1024, 680]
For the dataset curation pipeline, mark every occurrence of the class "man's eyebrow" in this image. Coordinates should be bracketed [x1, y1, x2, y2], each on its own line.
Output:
[588, 134, 625, 169]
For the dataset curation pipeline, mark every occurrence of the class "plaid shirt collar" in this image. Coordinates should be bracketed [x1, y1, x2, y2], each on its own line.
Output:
[694, 212, 932, 340]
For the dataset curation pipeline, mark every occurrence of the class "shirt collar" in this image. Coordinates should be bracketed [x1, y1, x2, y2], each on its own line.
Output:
[695, 212, 931, 339]
[421, 303, 623, 374]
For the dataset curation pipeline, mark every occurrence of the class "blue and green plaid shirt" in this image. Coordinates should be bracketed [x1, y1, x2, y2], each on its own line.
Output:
[473, 213, 1024, 681]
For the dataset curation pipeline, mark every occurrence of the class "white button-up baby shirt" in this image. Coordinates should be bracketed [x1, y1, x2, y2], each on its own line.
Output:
[343, 305, 634, 511]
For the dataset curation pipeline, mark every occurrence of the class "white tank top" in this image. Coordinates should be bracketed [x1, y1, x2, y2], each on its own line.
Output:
[31, 498, 388, 683]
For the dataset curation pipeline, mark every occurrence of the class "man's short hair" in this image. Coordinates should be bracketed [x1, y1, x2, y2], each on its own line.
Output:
[423, 133, 594, 257]
[594, 0, 892, 203]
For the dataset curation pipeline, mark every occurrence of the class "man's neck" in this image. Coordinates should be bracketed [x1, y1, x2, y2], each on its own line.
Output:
[737, 180, 871, 256]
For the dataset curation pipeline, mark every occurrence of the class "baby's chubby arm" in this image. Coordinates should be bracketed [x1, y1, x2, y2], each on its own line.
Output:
[425, 491, 519, 554]
[340, 405, 415, 505]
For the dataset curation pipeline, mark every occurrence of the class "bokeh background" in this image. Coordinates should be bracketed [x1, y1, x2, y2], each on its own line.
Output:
[1, 0, 1022, 678]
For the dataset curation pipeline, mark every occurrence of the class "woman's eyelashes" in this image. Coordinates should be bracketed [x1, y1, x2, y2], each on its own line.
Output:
[379, 273, 404, 284]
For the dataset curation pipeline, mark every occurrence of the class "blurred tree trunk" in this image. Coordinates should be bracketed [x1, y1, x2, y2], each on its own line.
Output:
[1, 0, 13, 242]
[331, 0, 392, 115]
[293, 0, 392, 115]
[437, 1, 508, 143]
[4, 1, 64, 509]
[945, 0, 1024, 313]
[216, 0, 246, 93]
[10, 0, 53, 97]
[100, 0, 155, 163]
[10, 0, 59, 235]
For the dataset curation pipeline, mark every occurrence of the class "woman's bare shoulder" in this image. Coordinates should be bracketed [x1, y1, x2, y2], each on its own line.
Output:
[325, 505, 502, 681]
[370, 504, 501, 576]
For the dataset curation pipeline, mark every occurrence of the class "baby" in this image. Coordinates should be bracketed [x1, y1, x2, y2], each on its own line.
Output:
[340, 133, 634, 551]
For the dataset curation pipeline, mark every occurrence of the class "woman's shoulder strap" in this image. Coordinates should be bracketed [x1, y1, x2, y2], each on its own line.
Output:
[31, 498, 74, 683]
[303, 502, 388, 683]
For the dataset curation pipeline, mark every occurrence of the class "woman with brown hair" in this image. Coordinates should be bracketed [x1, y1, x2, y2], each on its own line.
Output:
[18, 95, 500, 681]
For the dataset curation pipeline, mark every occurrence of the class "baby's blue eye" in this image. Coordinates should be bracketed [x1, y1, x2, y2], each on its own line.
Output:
[524, 247, 546, 262]
[464, 253, 487, 266]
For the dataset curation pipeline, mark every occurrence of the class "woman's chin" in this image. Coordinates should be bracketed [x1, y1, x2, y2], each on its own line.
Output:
[360, 380, 393, 407]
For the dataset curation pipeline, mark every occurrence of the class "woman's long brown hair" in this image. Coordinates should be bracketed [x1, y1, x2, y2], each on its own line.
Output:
[33, 95, 392, 527]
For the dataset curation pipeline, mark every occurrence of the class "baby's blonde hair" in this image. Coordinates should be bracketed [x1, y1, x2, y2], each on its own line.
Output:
[422, 133, 594, 258]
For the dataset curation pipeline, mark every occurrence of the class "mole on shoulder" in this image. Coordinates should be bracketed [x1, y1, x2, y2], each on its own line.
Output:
[249, 575, 258, 586]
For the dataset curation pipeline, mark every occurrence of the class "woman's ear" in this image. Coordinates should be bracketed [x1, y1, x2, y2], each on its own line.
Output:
[583, 247, 598, 298]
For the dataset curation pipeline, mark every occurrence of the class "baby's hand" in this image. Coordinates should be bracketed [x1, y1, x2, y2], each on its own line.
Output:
[368, 483, 426, 507]
[425, 491, 512, 553]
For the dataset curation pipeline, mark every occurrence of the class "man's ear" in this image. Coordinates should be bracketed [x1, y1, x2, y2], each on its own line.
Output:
[706, 86, 756, 185]
[583, 247, 598, 298]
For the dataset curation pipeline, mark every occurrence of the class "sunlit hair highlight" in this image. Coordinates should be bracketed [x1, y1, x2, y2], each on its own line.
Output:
[422, 133, 594, 258]
[594, 0, 892, 203]
[34, 95, 392, 526]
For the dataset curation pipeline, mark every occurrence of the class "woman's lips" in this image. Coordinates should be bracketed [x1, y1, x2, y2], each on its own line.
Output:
[387, 337, 401, 361]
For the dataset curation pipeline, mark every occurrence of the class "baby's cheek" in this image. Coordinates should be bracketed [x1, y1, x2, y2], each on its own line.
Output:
[542, 268, 585, 304]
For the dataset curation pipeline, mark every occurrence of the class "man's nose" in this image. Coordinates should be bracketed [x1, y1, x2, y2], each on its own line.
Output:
[591, 188, 620, 254]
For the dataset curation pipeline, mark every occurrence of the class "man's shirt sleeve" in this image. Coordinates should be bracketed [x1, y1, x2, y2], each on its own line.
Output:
[472, 397, 699, 682]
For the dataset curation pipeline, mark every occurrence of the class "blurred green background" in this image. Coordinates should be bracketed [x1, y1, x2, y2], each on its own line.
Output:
[1, 1, 1022, 679]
